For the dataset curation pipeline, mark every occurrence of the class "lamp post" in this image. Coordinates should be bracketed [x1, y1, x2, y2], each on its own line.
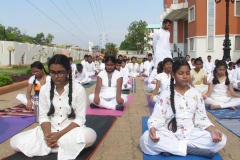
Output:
[215, 0, 235, 60]
[7, 46, 14, 66]
[136, 42, 141, 54]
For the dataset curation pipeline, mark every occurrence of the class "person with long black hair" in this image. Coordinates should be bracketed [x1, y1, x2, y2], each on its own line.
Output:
[16, 61, 50, 110]
[140, 60, 226, 159]
[11, 54, 96, 159]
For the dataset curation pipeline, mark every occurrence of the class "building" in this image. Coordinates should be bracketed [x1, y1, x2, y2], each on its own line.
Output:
[160, 0, 240, 62]
[146, 24, 162, 53]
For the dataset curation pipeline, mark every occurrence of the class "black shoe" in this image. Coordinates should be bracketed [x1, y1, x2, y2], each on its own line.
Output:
[161, 152, 171, 157]
[90, 103, 100, 109]
[116, 104, 124, 111]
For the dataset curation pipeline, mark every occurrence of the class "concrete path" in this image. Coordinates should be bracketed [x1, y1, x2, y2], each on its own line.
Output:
[0, 78, 239, 160]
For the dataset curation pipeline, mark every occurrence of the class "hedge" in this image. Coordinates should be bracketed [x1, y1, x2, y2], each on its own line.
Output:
[0, 75, 13, 87]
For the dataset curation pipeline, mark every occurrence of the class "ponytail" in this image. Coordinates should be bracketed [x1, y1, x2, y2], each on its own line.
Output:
[68, 71, 76, 119]
[168, 77, 177, 132]
[47, 79, 55, 116]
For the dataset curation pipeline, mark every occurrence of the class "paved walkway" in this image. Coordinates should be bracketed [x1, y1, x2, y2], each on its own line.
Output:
[0, 78, 240, 160]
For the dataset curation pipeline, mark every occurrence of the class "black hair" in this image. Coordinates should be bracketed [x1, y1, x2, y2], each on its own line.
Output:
[105, 56, 116, 64]
[158, 58, 173, 73]
[226, 56, 231, 60]
[212, 60, 230, 85]
[236, 59, 240, 64]
[121, 59, 126, 63]
[76, 63, 83, 72]
[163, 19, 172, 24]
[116, 59, 122, 64]
[84, 54, 88, 58]
[194, 58, 203, 65]
[69, 57, 73, 61]
[228, 62, 234, 67]
[118, 55, 123, 58]
[47, 54, 75, 119]
[186, 55, 190, 58]
[191, 58, 195, 61]
[30, 61, 48, 86]
[131, 56, 136, 61]
[148, 53, 152, 57]
[157, 61, 163, 74]
[102, 59, 105, 63]
[88, 55, 92, 59]
[168, 60, 190, 133]
[207, 55, 211, 58]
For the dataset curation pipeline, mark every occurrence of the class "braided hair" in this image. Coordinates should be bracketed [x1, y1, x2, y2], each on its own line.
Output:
[30, 61, 48, 85]
[168, 60, 190, 133]
[47, 54, 75, 119]
[212, 60, 230, 85]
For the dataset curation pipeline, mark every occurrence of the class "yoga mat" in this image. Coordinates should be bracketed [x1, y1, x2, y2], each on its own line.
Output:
[216, 119, 240, 138]
[122, 89, 130, 94]
[86, 95, 133, 116]
[0, 116, 35, 143]
[82, 81, 96, 88]
[205, 105, 240, 119]
[3, 115, 117, 160]
[0, 105, 35, 117]
[142, 116, 223, 160]
[146, 96, 154, 114]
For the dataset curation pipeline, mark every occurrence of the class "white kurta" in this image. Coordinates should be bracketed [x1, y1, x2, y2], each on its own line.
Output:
[140, 87, 226, 156]
[71, 63, 77, 74]
[146, 69, 158, 93]
[155, 72, 171, 91]
[120, 67, 131, 90]
[232, 68, 240, 91]
[94, 60, 101, 71]
[227, 69, 234, 79]
[203, 61, 215, 74]
[128, 63, 140, 77]
[152, 29, 172, 68]
[81, 60, 87, 68]
[85, 62, 97, 76]
[13, 81, 88, 159]
[143, 60, 154, 76]
[75, 68, 91, 84]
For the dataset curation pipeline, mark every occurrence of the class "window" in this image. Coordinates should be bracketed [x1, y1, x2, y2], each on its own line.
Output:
[207, 0, 215, 50]
[236, 0, 240, 16]
[235, 36, 240, 50]
[173, 0, 178, 4]
[188, 6, 195, 22]
[190, 38, 194, 51]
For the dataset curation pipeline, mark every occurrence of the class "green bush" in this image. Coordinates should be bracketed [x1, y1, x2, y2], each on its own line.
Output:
[0, 75, 13, 87]
[136, 59, 142, 64]
[12, 64, 29, 69]
[26, 66, 49, 74]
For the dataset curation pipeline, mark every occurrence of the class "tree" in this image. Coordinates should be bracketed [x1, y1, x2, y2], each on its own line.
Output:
[34, 32, 45, 45]
[104, 43, 118, 57]
[45, 33, 54, 46]
[125, 20, 151, 54]
[119, 40, 136, 50]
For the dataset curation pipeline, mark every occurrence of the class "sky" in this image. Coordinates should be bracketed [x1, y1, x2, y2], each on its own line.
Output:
[0, 0, 164, 49]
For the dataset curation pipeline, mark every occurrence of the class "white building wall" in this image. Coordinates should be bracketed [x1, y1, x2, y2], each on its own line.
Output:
[0, 41, 89, 66]
[188, 35, 240, 62]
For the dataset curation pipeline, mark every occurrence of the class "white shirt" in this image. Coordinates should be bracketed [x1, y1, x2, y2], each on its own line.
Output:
[227, 69, 234, 79]
[85, 62, 96, 72]
[148, 69, 157, 84]
[71, 63, 77, 74]
[155, 72, 171, 91]
[143, 60, 154, 76]
[152, 29, 172, 68]
[28, 75, 51, 92]
[203, 61, 215, 74]
[100, 63, 105, 71]
[128, 63, 139, 74]
[232, 68, 240, 84]
[148, 87, 213, 139]
[75, 68, 89, 82]
[98, 70, 122, 98]
[120, 67, 129, 85]
[139, 63, 144, 73]
[94, 60, 101, 70]
[81, 60, 87, 68]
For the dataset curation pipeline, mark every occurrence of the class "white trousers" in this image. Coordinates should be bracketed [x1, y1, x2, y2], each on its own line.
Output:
[16, 94, 34, 106]
[89, 94, 128, 110]
[122, 84, 131, 90]
[233, 82, 240, 91]
[76, 78, 91, 84]
[205, 97, 240, 109]
[140, 128, 226, 156]
[10, 127, 97, 153]
[194, 85, 208, 94]
[146, 84, 156, 93]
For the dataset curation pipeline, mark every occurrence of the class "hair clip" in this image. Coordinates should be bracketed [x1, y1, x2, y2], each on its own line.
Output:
[70, 105, 73, 108]
[173, 114, 176, 117]
[50, 100, 53, 104]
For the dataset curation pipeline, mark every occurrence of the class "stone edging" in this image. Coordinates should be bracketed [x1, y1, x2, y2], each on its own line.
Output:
[0, 80, 28, 95]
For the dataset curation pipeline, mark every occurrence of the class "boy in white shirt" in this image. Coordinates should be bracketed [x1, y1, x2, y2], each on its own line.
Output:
[81, 54, 88, 68]
[75, 63, 91, 84]
[143, 53, 154, 77]
[120, 59, 131, 90]
[69, 57, 77, 75]
[85, 56, 98, 76]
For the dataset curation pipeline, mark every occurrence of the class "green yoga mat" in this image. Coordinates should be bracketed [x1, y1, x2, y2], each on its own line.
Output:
[82, 81, 96, 88]
[3, 115, 117, 160]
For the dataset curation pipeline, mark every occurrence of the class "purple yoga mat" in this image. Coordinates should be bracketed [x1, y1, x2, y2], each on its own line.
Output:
[86, 95, 133, 116]
[0, 116, 35, 143]
[146, 96, 155, 114]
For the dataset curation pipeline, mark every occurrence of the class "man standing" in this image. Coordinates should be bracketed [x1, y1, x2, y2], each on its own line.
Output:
[203, 55, 215, 82]
[152, 19, 172, 69]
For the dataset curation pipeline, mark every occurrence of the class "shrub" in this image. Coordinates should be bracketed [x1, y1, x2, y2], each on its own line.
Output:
[136, 59, 142, 64]
[0, 75, 13, 87]
[26, 66, 49, 74]
[12, 64, 29, 69]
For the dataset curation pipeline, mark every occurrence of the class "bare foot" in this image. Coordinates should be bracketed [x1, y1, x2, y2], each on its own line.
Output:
[210, 105, 221, 110]
[230, 106, 237, 110]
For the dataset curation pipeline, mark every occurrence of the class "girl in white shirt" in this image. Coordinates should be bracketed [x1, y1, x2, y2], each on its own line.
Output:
[116, 59, 131, 90]
[11, 54, 96, 160]
[128, 56, 140, 77]
[146, 61, 162, 93]
[16, 61, 50, 110]
[89, 56, 128, 111]
[227, 62, 235, 79]
[75, 63, 91, 84]
[140, 60, 226, 158]
[204, 60, 240, 110]
[149, 58, 173, 101]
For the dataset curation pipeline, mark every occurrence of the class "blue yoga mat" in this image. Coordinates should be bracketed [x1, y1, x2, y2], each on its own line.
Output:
[142, 116, 223, 160]
[82, 81, 96, 88]
[0, 116, 35, 143]
[217, 119, 240, 138]
[205, 105, 240, 119]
